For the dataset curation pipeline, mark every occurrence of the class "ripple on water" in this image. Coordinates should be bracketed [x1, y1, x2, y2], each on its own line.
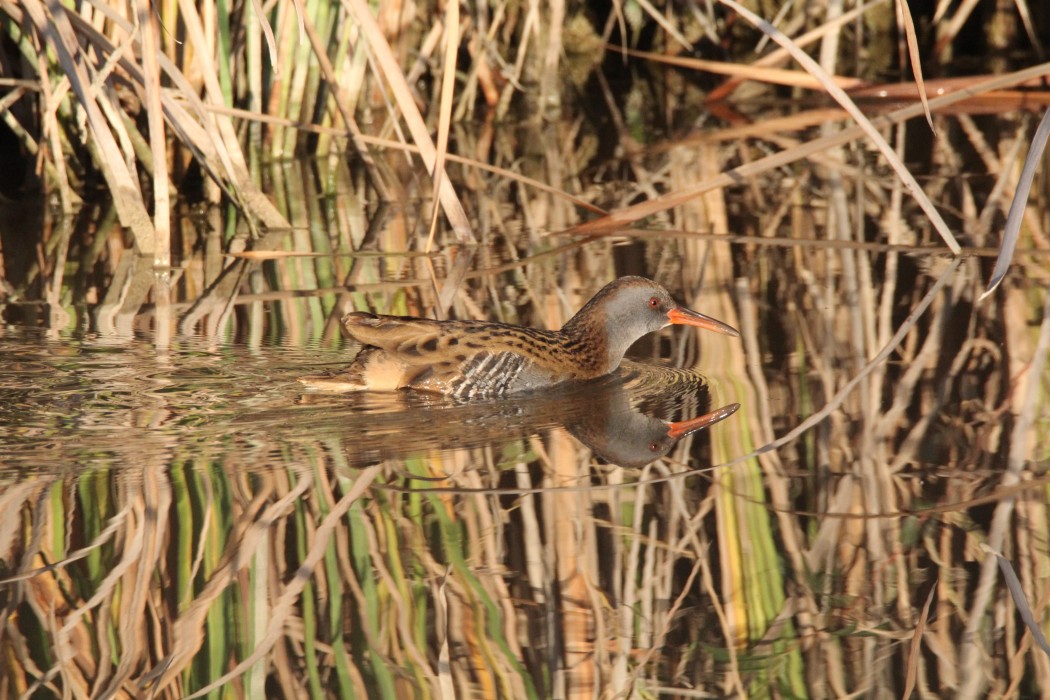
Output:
[0, 331, 736, 475]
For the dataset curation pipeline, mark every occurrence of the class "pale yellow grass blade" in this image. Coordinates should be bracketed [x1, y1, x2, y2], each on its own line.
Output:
[427, 4, 459, 254]
[903, 582, 936, 698]
[66, 0, 290, 231]
[896, 0, 934, 131]
[425, 2, 463, 318]
[136, 0, 170, 268]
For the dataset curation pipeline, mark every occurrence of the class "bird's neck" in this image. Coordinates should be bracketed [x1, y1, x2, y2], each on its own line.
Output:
[561, 312, 626, 376]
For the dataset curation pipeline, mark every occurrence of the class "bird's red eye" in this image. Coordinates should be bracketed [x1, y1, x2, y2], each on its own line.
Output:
[649, 442, 660, 452]
[648, 296, 660, 308]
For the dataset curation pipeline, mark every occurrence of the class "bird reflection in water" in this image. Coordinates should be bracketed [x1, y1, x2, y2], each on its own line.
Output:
[296, 359, 738, 470]
[569, 387, 738, 468]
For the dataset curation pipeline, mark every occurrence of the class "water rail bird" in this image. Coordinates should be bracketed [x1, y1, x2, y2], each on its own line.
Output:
[299, 276, 739, 399]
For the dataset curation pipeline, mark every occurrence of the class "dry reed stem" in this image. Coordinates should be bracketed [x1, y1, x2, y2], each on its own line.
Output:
[173, 0, 290, 231]
[734, 277, 814, 609]
[564, 62, 1050, 237]
[933, 0, 982, 58]
[720, 0, 961, 254]
[57, 4, 290, 232]
[426, 2, 459, 256]
[298, 7, 389, 200]
[19, 0, 155, 251]
[708, 0, 890, 101]
[958, 286, 1050, 698]
[136, 0, 170, 268]
[363, 502, 440, 695]
[30, 49, 76, 212]
[958, 116, 1035, 245]
[6, 4, 1050, 696]
[610, 45, 865, 91]
[342, 0, 474, 245]
[714, 257, 964, 483]
[183, 101, 608, 214]
[143, 472, 310, 693]
[876, 293, 951, 471]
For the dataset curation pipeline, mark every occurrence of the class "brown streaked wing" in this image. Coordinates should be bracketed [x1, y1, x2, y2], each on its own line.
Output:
[343, 314, 504, 367]
[343, 314, 449, 364]
[342, 313, 587, 376]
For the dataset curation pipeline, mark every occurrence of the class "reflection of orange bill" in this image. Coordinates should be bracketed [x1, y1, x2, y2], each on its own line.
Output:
[666, 403, 741, 439]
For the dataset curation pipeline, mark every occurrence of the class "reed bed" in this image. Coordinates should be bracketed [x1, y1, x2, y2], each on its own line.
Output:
[1, 0, 1044, 262]
[2, 0, 1050, 698]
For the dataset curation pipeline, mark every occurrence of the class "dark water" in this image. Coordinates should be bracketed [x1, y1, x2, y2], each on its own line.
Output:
[3, 105, 1050, 698]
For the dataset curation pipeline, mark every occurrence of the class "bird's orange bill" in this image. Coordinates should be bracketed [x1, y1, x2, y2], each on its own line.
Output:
[666, 307, 740, 337]
[665, 402, 741, 439]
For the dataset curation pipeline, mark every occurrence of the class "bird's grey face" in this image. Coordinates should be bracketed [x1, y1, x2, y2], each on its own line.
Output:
[601, 285, 678, 366]
[630, 286, 677, 334]
[586, 278, 738, 373]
